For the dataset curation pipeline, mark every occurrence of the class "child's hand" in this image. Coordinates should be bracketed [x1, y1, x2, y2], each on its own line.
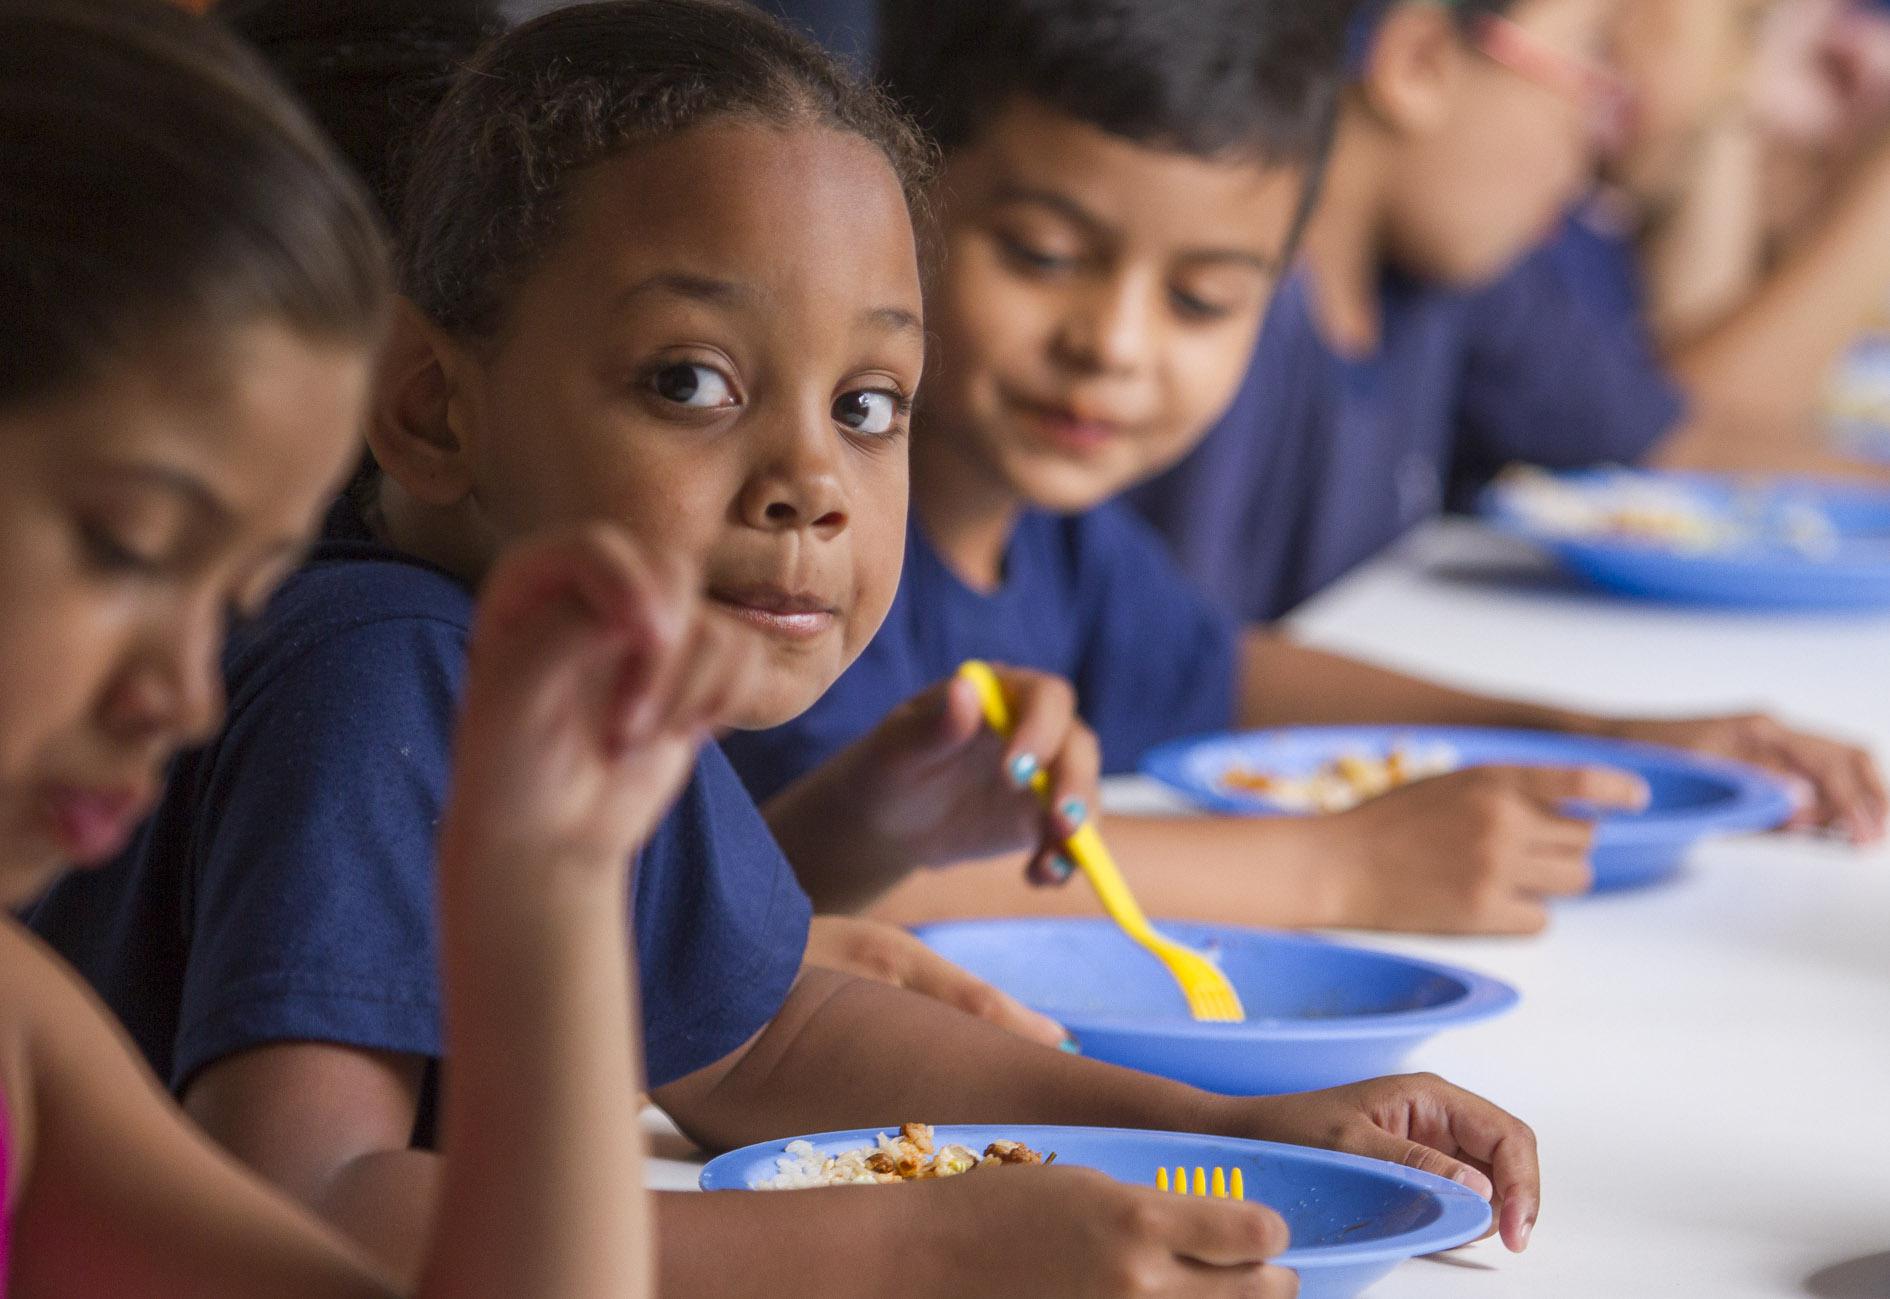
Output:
[444, 524, 762, 878]
[1604, 714, 1887, 845]
[916, 1164, 1295, 1297]
[1218, 1073, 1540, 1253]
[803, 915, 1070, 1048]
[1320, 765, 1650, 934]
[821, 666, 1101, 882]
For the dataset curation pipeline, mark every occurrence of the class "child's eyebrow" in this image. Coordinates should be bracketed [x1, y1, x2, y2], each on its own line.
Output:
[864, 305, 923, 336]
[992, 182, 1281, 275]
[616, 271, 755, 310]
[101, 462, 234, 524]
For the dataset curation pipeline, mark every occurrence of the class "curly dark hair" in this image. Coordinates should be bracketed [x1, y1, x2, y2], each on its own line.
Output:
[398, 0, 934, 343]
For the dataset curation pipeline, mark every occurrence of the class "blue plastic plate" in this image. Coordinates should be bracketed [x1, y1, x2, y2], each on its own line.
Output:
[1142, 725, 1797, 891]
[1481, 469, 1890, 609]
[915, 919, 1517, 1094]
[701, 1125, 1491, 1299]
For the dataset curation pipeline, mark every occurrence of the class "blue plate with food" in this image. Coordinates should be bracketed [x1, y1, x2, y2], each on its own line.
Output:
[914, 919, 1517, 1094]
[701, 1123, 1492, 1299]
[1141, 725, 1797, 891]
[1480, 467, 1890, 609]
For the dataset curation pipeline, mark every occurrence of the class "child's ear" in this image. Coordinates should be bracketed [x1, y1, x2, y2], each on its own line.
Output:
[1358, 3, 1467, 137]
[367, 298, 479, 508]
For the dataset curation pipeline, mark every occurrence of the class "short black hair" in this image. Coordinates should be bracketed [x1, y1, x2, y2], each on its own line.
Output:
[877, 0, 1353, 168]
[399, 0, 933, 342]
[0, 0, 386, 408]
[218, 0, 510, 230]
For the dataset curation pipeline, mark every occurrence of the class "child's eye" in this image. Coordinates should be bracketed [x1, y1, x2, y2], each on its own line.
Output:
[650, 362, 737, 409]
[833, 388, 905, 436]
[997, 233, 1078, 275]
[1170, 288, 1237, 323]
[80, 522, 165, 575]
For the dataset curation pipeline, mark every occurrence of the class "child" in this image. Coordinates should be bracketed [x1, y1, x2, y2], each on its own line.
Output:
[0, 0, 699, 1292]
[221, 0, 1067, 1049]
[32, 3, 1544, 1294]
[1132, 0, 1889, 626]
[724, 0, 1887, 939]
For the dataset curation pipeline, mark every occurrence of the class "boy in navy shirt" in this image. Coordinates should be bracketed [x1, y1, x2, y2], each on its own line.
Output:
[32, 4, 1547, 1294]
[726, 0, 1886, 938]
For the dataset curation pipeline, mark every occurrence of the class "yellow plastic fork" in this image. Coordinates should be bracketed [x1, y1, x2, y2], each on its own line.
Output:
[1157, 1166, 1246, 1200]
[955, 660, 1245, 1023]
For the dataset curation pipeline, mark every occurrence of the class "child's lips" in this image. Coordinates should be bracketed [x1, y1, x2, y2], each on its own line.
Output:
[38, 783, 152, 865]
[709, 585, 838, 642]
[1011, 396, 1132, 455]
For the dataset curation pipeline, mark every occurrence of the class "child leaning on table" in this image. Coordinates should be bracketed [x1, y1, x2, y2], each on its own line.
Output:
[31, 3, 1543, 1296]
[0, 0, 695, 1293]
[721, 0, 1888, 940]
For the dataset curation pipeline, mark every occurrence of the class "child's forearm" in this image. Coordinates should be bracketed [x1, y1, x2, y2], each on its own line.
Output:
[653, 967, 1212, 1153]
[654, 1188, 930, 1299]
[1639, 116, 1765, 346]
[865, 815, 1349, 931]
[420, 851, 650, 1299]
[1237, 630, 1596, 734]
[764, 772, 911, 912]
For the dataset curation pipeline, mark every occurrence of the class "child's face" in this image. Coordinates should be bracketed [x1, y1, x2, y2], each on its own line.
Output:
[1379, 0, 1620, 283]
[0, 328, 366, 899]
[1606, 0, 1774, 205]
[916, 99, 1301, 516]
[439, 123, 923, 729]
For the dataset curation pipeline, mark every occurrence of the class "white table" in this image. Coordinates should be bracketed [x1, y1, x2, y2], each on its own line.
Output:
[647, 520, 1890, 1298]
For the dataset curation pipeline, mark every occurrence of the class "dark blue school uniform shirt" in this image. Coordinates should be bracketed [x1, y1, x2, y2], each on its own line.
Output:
[1129, 244, 1687, 623]
[723, 504, 1238, 803]
[29, 500, 811, 1121]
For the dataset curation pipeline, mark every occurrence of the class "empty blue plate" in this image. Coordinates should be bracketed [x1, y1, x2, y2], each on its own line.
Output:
[1142, 726, 1797, 891]
[915, 919, 1517, 1094]
[701, 1125, 1491, 1299]
[1481, 469, 1890, 609]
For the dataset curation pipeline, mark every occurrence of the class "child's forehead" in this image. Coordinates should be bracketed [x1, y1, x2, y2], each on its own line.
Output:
[948, 98, 1302, 258]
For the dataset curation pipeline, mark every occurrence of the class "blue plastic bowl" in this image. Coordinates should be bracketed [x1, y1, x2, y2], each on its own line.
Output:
[1481, 469, 1890, 609]
[701, 1125, 1491, 1299]
[1142, 726, 1797, 892]
[913, 919, 1517, 1094]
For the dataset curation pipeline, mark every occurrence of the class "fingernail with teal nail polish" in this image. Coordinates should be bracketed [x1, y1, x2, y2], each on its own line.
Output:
[1049, 854, 1075, 882]
[1008, 752, 1041, 788]
[1059, 798, 1088, 827]
[1058, 1037, 1082, 1054]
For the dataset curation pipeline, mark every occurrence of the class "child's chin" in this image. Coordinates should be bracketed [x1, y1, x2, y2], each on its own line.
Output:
[721, 681, 833, 735]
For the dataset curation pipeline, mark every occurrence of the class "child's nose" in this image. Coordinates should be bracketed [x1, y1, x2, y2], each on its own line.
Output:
[1055, 276, 1155, 375]
[107, 608, 228, 750]
[739, 415, 850, 535]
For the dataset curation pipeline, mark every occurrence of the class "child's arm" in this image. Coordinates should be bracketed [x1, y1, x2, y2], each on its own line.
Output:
[1652, 131, 1890, 452]
[418, 524, 758, 1299]
[868, 764, 1629, 935]
[763, 666, 1098, 911]
[654, 968, 1540, 1253]
[1242, 630, 1887, 841]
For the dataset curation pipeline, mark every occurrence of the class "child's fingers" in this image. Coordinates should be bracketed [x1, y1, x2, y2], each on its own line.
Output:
[1515, 843, 1594, 897]
[909, 956, 1069, 1048]
[643, 609, 758, 741]
[1024, 846, 1076, 888]
[1765, 735, 1888, 843]
[1495, 764, 1651, 814]
[1042, 722, 1102, 840]
[990, 668, 1080, 792]
[1156, 1193, 1291, 1267]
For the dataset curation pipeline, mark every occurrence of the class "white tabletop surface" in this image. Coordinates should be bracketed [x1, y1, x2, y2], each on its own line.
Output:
[645, 519, 1890, 1299]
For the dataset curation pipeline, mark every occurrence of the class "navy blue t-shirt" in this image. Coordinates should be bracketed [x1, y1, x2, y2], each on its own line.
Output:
[29, 502, 811, 1127]
[723, 504, 1238, 803]
[1130, 250, 1687, 622]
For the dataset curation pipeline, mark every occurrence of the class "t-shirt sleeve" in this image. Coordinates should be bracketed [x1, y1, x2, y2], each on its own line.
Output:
[632, 743, 812, 1089]
[172, 614, 466, 1089]
[1069, 505, 1240, 773]
[1451, 242, 1686, 499]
